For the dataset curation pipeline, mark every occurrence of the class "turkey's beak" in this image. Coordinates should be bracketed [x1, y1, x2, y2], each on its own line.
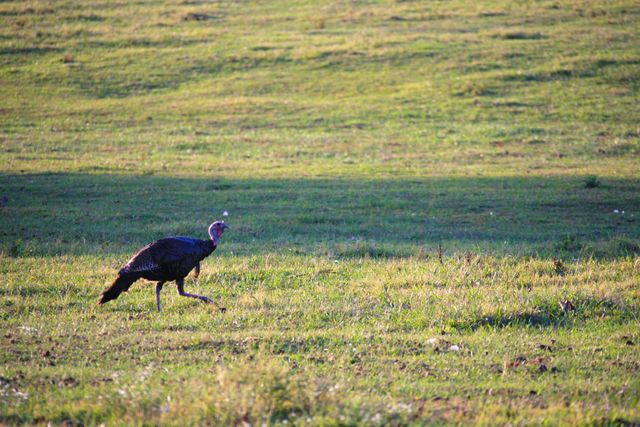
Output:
[222, 224, 230, 230]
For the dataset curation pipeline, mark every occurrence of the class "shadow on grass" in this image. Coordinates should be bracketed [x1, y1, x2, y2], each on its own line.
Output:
[456, 312, 570, 330]
[451, 295, 637, 331]
[0, 172, 638, 257]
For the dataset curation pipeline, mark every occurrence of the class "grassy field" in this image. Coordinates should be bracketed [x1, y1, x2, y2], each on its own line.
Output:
[1, 0, 639, 425]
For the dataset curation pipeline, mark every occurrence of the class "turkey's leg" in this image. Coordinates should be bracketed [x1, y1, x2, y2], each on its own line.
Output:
[176, 278, 212, 303]
[155, 282, 165, 312]
[193, 262, 200, 279]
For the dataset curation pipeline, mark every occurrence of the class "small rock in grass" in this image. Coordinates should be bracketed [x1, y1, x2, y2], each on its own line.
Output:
[559, 300, 575, 312]
[537, 343, 553, 351]
[58, 377, 79, 388]
[509, 355, 527, 368]
[553, 259, 566, 275]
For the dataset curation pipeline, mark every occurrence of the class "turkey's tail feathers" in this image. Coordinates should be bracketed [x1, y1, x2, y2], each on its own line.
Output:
[98, 273, 139, 305]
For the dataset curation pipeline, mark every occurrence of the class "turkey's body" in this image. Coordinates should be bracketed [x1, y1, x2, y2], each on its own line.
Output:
[98, 237, 216, 306]
[122, 237, 215, 282]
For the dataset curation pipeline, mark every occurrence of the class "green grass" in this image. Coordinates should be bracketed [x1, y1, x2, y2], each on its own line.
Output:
[1, 0, 639, 425]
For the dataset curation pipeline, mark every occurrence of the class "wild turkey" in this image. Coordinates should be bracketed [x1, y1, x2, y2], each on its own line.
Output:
[98, 220, 229, 311]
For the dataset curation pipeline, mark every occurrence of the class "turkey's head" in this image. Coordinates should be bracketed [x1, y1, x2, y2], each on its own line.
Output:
[208, 220, 229, 244]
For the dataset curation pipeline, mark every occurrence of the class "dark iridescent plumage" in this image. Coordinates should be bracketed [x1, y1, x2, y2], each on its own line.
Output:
[98, 221, 228, 311]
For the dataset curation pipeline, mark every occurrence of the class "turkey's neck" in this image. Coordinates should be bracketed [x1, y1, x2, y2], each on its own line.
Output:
[209, 234, 219, 246]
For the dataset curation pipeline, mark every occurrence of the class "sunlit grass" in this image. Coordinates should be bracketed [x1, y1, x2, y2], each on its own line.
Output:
[1, 0, 639, 424]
